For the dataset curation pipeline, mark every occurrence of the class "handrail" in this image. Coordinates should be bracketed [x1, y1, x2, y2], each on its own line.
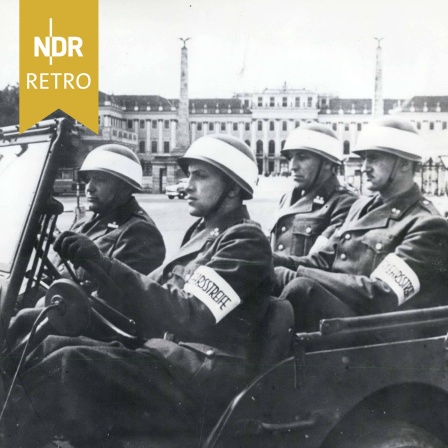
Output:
[320, 305, 448, 335]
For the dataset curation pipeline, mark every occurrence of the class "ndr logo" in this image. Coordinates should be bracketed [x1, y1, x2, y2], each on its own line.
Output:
[34, 18, 83, 65]
[26, 17, 91, 90]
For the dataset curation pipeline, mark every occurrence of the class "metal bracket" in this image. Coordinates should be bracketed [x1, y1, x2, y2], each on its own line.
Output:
[293, 333, 309, 388]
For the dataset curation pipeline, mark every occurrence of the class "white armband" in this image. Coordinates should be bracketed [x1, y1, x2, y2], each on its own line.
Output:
[184, 265, 241, 322]
[371, 253, 420, 305]
[309, 235, 329, 255]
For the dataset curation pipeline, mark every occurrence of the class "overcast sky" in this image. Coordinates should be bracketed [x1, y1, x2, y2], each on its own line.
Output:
[2, 0, 448, 100]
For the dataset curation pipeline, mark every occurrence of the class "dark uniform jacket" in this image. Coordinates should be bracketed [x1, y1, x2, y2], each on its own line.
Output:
[14, 205, 274, 444]
[271, 175, 357, 263]
[282, 184, 448, 315]
[52, 196, 166, 282]
[105, 204, 274, 356]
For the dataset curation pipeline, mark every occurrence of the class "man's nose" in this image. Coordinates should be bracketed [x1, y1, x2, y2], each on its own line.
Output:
[186, 178, 194, 191]
[361, 159, 370, 173]
[86, 180, 96, 192]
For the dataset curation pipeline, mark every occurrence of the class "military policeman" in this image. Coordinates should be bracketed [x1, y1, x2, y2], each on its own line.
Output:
[276, 117, 448, 332]
[7, 144, 166, 347]
[271, 124, 357, 269]
[7, 135, 274, 447]
[53, 144, 166, 281]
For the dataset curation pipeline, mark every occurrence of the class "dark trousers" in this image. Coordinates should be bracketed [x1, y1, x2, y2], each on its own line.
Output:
[276, 268, 356, 332]
[6, 335, 246, 447]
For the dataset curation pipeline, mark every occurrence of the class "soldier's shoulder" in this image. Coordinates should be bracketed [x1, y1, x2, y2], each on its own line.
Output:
[416, 197, 443, 216]
[223, 218, 267, 240]
[333, 184, 359, 202]
[130, 204, 156, 224]
[238, 218, 263, 231]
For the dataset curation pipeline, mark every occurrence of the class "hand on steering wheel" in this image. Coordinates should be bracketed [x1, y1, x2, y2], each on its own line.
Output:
[52, 232, 135, 337]
[54, 231, 104, 270]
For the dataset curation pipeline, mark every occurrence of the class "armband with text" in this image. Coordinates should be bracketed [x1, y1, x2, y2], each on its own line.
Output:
[184, 265, 241, 322]
[371, 253, 420, 305]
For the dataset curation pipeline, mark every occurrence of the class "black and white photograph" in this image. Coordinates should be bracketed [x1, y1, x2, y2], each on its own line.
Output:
[2, 0, 448, 446]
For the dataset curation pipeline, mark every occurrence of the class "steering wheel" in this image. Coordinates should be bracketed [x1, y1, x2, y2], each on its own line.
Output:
[42, 256, 138, 340]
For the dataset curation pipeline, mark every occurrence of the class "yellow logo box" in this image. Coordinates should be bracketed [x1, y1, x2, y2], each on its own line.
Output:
[20, 0, 98, 133]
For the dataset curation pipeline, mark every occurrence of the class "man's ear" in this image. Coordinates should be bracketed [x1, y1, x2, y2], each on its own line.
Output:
[322, 160, 335, 172]
[398, 159, 413, 173]
[118, 180, 134, 199]
[227, 182, 242, 199]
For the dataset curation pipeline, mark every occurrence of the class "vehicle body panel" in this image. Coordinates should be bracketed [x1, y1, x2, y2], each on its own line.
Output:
[205, 334, 448, 447]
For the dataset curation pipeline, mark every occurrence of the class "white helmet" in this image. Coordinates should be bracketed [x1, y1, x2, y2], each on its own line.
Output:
[80, 144, 143, 191]
[178, 134, 258, 199]
[354, 117, 426, 162]
[281, 124, 343, 165]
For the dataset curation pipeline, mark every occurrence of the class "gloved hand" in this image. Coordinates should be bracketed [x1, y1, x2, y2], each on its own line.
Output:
[54, 231, 103, 270]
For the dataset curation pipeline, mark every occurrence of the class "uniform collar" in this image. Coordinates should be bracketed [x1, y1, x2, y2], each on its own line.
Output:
[275, 175, 342, 221]
[348, 183, 422, 231]
[173, 205, 251, 262]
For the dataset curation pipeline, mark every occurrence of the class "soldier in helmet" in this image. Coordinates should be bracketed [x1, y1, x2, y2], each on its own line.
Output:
[275, 117, 448, 332]
[7, 135, 273, 447]
[271, 124, 357, 269]
[6, 144, 166, 359]
[54, 144, 166, 282]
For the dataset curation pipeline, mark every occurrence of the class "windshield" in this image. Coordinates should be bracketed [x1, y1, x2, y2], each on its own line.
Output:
[0, 142, 50, 272]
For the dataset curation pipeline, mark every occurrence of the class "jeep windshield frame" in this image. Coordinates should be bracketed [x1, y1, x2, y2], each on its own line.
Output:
[0, 119, 74, 339]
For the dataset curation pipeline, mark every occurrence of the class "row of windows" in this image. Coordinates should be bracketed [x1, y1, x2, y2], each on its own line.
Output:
[128, 120, 301, 132]
[415, 121, 448, 130]
[138, 141, 170, 154]
[124, 119, 173, 130]
[257, 96, 315, 108]
[110, 117, 127, 129]
[254, 140, 286, 156]
[255, 140, 351, 156]
[112, 129, 137, 140]
[326, 121, 448, 132]
[131, 120, 250, 131]
[111, 118, 448, 135]
[138, 138, 353, 157]
[196, 121, 299, 132]
[330, 123, 364, 132]
[139, 139, 287, 155]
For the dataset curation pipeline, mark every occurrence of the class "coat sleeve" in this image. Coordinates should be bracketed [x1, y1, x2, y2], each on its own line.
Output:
[102, 224, 273, 339]
[111, 220, 166, 275]
[295, 216, 448, 315]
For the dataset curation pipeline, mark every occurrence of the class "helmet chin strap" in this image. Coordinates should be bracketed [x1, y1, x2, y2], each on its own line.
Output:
[204, 180, 235, 220]
[386, 156, 399, 185]
[304, 157, 324, 194]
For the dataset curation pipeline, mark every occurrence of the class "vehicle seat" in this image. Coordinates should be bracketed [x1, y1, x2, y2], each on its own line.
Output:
[248, 297, 294, 377]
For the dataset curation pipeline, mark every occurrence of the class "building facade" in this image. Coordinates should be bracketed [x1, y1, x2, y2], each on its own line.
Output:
[80, 90, 448, 194]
